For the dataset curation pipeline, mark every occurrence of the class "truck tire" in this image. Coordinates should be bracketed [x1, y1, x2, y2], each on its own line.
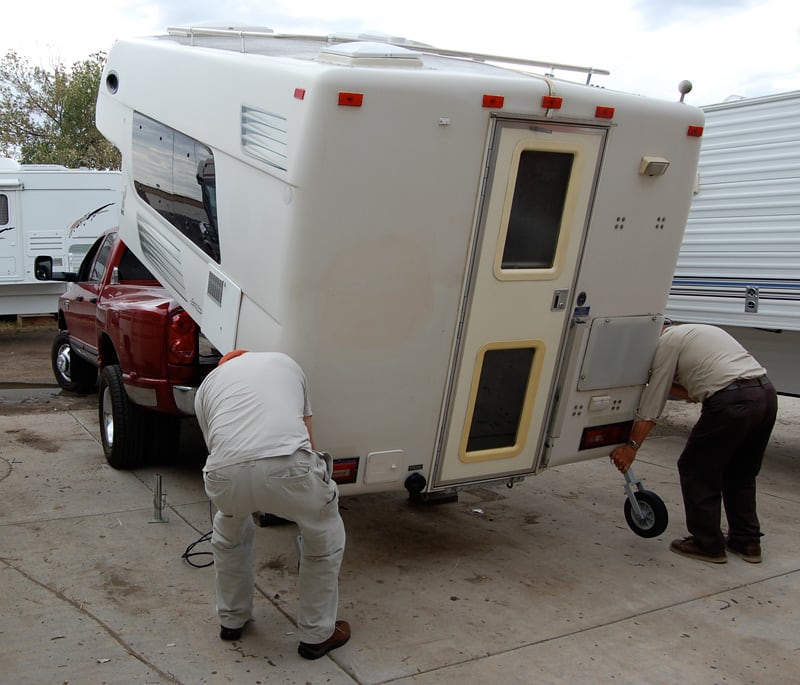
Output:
[99, 364, 148, 469]
[51, 330, 96, 393]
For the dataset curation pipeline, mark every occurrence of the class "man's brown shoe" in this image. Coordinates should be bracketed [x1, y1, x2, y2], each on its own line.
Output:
[727, 539, 762, 563]
[298, 620, 351, 660]
[670, 536, 727, 564]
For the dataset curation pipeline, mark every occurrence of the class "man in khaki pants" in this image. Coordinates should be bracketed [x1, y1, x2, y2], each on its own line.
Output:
[195, 350, 350, 659]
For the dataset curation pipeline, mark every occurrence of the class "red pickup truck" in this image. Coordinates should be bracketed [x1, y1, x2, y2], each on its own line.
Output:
[35, 229, 219, 468]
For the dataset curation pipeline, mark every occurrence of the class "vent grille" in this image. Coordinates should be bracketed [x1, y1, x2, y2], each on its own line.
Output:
[241, 105, 288, 171]
[27, 231, 64, 253]
[206, 271, 224, 306]
[137, 213, 185, 298]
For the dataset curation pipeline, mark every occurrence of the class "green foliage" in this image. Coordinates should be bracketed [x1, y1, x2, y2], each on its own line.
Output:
[0, 51, 120, 169]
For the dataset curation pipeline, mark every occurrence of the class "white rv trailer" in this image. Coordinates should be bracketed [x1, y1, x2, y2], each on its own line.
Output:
[0, 158, 121, 315]
[666, 91, 800, 396]
[95, 27, 704, 501]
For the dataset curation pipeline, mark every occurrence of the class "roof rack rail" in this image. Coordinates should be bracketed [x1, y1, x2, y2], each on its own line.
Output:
[166, 26, 609, 84]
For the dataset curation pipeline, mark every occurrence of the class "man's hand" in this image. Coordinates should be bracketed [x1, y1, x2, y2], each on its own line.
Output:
[610, 444, 637, 473]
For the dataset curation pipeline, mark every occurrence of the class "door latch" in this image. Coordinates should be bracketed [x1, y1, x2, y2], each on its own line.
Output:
[551, 289, 569, 311]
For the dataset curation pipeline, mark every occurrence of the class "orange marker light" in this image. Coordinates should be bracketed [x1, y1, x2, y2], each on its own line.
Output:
[687, 125, 704, 137]
[595, 106, 615, 119]
[482, 94, 505, 108]
[338, 92, 364, 107]
[542, 95, 563, 109]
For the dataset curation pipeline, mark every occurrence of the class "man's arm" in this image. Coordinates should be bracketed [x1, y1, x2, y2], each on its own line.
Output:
[610, 419, 656, 473]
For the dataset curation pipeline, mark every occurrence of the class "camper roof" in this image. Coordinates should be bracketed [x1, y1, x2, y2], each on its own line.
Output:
[164, 25, 610, 85]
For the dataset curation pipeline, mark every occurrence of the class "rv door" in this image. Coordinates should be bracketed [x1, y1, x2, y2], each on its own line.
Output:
[0, 189, 22, 281]
[433, 119, 605, 488]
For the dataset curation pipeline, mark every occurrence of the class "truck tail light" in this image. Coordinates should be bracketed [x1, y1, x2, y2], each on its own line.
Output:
[168, 309, 197, 365]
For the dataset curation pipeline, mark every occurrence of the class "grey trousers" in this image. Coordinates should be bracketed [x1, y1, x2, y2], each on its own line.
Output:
[203, 450, 345, 643]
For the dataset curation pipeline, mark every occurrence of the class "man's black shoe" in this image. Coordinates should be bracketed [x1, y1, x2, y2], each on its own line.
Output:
[220, 625, 243, 641]
[298, 620, 351, 660]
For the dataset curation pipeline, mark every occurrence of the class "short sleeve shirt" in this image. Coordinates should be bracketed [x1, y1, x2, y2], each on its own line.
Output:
[636, 324, 766, 421]
[195, 352, 313, 471]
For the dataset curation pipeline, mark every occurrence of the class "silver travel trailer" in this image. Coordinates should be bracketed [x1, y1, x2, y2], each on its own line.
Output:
[0, 158, 121, 315]
[667, 91, 800, 395]
[95, 26, 703, 527]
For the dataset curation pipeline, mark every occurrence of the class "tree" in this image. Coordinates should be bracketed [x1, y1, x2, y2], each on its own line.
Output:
[0, 51, 120, 169]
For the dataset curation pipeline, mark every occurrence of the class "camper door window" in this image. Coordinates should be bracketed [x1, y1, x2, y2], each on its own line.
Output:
[131, 112, 221, 264]
[0, 194, 8, 225]
[501, 150, 573, 270]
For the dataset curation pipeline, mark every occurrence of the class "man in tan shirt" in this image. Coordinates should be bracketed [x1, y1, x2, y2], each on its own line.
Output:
[611, 323, 777, 564]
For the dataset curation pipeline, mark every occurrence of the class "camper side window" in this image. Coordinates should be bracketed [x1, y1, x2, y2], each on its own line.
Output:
[131, 112, 221, 264]
[0, 194, 8, 225]
[501, 150, 573, 270]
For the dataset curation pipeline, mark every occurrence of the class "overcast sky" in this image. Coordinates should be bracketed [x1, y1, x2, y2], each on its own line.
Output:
[2, 0, 798, 106]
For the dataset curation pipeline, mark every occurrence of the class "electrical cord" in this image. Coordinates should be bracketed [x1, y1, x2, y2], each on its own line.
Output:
[181, 499, 214, 568]
[181, 530, 213, 567]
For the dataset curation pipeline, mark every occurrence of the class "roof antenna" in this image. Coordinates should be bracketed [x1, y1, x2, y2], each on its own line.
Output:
[678, 80, 693, 103]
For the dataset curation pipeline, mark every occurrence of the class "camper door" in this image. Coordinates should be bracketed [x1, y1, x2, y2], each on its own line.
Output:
[433, 119, 605, 487]
[0, 189, 21, 281]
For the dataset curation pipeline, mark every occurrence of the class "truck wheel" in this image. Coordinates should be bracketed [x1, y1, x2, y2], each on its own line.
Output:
[624, 490, 669, 538]
[51, 331, 96, 393]
[99, 364, 148, 469]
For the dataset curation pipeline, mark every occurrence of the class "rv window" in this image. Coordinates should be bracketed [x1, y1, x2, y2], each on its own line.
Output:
[466, 347, 534, 452]
[0, 194, 8, 225]
[132, 112, 221, 263]
[501, 150, 573, 270]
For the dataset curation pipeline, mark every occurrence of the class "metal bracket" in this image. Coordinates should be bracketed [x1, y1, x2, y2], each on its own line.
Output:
[149, 474, 169, 523]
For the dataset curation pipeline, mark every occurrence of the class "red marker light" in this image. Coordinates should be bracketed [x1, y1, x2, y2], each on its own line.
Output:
[294, 88, 306, 100]
[687, 125, 704, 137]
[595, 106, 615, 119]
[482, 94, 505, 108]
[542, 95, 563, 109]
[338, 92, 364, 107]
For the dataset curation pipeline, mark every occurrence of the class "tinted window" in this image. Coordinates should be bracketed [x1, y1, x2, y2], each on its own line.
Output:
[0, 194, 8, 225]
[132, 112, 220, 263]
[89, 234, 117, 282]
[501, 150, 573, 270]
[466, 347, 535, 452]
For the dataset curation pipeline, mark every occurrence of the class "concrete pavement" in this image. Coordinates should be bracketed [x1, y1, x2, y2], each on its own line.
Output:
[1, 395, 798, 684]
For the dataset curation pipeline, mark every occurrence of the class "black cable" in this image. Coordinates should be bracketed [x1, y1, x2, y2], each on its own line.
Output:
[182, 530, 213, 568]
[181, 499, 215, 568]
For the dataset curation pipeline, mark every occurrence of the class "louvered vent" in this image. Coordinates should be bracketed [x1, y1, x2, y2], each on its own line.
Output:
[27, 231, 65, 253]
[137, 214, 185, 298]
[206, 271, 224, 306]
[241, 105, 288, 171]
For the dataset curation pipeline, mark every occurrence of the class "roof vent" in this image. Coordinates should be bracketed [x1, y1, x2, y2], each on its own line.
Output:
[318, 41, 423, 67]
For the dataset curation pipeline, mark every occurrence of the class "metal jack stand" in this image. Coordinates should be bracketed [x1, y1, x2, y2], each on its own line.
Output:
[149, 474, 169, 523]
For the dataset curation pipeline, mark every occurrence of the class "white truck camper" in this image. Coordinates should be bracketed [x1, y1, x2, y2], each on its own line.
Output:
[95, 26, 704, 529]
[0, 158, 121, 315]
[667, 91, 800, 396]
